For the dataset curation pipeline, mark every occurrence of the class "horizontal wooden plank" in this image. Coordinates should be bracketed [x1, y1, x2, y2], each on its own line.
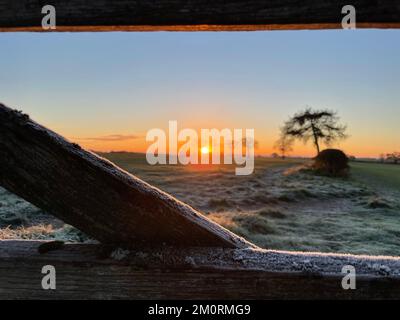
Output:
[0, 103, 255, 249]
[1, 240, 400, 299]
[0, 0, 399, 32]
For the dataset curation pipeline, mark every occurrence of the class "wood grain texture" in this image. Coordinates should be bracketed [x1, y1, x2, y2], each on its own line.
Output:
[1, 240, 400, 299]
[0, 103, 255, 249]
[0, 0, 399, 32]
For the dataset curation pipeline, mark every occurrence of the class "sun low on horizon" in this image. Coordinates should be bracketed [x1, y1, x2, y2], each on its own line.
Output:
[201, 146, 211, 155]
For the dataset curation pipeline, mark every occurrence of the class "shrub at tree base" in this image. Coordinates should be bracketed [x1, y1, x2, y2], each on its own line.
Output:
[313, 149, 349, 177]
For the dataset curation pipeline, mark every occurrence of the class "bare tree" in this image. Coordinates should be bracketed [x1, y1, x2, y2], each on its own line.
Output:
[386, 152, 400, 164]
[274, 135, 293, 159]
[282, 107, 347, 155]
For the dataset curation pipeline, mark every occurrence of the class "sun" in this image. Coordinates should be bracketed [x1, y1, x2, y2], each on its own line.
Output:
[201, 146, 210, 154]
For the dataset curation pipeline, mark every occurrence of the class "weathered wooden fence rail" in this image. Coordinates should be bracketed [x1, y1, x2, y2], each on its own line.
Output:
[0, 0, 399, 32]
[1, 240, 400, 299]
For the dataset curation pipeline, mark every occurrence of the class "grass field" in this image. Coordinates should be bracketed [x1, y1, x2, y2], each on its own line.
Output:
[351, 161, 400, 190]
[1, 153, 399, 256]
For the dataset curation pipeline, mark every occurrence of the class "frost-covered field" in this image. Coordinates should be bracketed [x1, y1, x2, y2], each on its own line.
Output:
[1, 153, 399, 256]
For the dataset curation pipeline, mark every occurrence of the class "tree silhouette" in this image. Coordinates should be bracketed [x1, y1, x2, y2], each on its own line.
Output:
[386, 152, 400, 164]
[274, 134, 293, 159]
[282, 108, 347, 155]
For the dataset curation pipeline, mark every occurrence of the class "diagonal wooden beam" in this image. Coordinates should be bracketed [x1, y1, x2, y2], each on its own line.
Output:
[0, 103, 256, 248]
[0, 0, 399, 32]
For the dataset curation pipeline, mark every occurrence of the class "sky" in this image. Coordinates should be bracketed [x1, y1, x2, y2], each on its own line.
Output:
[0, 30, 399, 157]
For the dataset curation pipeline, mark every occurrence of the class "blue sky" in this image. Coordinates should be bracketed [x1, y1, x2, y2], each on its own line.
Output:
[0, 30, 399, 156]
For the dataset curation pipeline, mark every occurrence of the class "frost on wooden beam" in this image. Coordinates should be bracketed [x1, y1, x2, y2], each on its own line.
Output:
[0, 240, 400, 299]
[0, 103, 254, 249]
[0, 0, 399, 32]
